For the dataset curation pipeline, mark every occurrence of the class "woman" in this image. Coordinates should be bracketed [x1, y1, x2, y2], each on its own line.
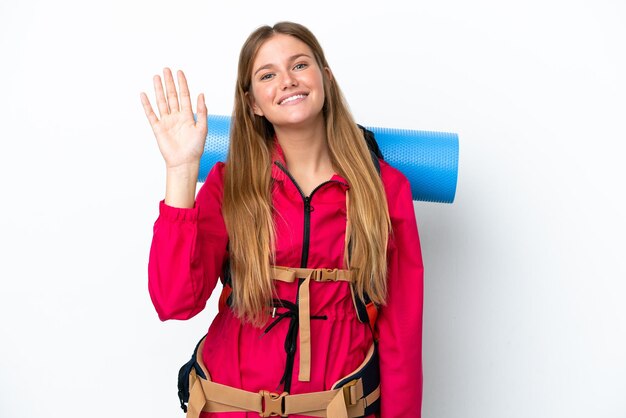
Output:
[141, 21, 424, 417]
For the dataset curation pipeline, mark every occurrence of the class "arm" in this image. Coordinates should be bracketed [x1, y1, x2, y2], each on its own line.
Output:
[148, 163, 229, 321]
[376, 164, 424, 416]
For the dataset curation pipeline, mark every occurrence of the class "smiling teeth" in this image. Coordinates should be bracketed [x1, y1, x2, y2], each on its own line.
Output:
[280, 94, 306, 104]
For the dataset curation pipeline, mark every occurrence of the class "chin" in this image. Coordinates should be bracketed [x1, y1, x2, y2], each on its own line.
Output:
[274, 109, 324, 128]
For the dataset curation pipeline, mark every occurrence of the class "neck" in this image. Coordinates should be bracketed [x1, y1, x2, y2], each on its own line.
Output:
[274, 118, 332, 174]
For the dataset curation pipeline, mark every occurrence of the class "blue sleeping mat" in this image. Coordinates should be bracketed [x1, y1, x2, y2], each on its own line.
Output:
[198, 114, 458, 203]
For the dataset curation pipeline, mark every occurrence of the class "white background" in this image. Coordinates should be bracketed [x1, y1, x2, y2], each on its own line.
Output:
[1, 0, 625, 417]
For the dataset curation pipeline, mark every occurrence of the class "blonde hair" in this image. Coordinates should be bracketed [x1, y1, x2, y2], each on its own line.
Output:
[223, 21, 391, 325]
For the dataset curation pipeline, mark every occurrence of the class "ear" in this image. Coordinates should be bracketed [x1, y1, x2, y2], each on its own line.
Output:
[245, 91, 264, 117]
[324, 66, 333, 82]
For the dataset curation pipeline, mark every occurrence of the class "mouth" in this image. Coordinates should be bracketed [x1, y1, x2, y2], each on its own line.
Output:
[278, 93, 308, 105]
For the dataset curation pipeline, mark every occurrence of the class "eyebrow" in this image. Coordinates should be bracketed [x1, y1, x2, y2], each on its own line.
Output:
[253, 53, 312, 76]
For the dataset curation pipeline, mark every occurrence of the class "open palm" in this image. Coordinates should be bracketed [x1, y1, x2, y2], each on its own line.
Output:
[140, 68, 207, 170]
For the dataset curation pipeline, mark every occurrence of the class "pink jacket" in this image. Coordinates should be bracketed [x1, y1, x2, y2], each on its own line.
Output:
[148, 145, 424, 417]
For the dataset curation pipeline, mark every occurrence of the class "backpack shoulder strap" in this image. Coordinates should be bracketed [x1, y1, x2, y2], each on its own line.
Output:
[357, 123, 383, 176]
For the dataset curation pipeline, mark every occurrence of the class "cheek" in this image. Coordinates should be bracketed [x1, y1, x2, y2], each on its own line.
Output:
[253, 85, 274, 106]
[313, 73, 327, 97]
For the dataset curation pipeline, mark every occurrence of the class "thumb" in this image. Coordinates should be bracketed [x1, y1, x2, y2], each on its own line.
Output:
[196, 93, 207, 129]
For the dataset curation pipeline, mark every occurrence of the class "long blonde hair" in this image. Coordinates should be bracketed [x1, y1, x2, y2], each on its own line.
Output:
[223, 22, 391, 325]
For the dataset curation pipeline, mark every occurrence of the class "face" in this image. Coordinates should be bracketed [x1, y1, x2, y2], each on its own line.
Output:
[248, 34, 329, 130]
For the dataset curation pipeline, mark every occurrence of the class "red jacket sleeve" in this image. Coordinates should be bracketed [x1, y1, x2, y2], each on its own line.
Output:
[148, 163, 229, 321]
[377, 162, 424, 416]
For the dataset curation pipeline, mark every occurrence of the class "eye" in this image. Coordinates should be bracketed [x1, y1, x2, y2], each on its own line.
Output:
[260, 72, 275, 81]
[293, 63, 308, 71]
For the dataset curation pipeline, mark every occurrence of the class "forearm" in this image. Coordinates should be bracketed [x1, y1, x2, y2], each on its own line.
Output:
[148, 202, 206, 320]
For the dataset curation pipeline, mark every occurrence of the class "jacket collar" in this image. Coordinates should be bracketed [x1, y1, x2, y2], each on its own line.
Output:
[270, 138, 349, 188]
[270, 138, 288, 183]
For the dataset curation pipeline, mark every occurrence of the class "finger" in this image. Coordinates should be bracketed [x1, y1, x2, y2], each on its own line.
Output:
[163, 67, 180, 113]
[178, 70, 193, 114]
[153, 74, 170, 118]
[140, 92, 159, 129]
[196, 93, 207, 129]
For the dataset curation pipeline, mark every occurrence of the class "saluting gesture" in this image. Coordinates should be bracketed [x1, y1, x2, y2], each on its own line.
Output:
[144, 22, 425, 417]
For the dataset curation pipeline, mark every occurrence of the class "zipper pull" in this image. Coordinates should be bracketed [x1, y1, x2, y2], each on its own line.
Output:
[304, 196, 314, 212]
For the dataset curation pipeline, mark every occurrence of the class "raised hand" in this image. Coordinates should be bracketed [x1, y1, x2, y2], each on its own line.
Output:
[140, 68, 207, 208]
[140, 68, 207, 170]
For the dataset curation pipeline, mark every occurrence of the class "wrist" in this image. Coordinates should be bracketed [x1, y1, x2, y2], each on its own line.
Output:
[164, 164, 199, 209]
[165, 162, 200, 178]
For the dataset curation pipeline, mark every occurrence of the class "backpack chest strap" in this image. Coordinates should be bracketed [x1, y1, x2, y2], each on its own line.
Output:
[271, 266, 352, 382]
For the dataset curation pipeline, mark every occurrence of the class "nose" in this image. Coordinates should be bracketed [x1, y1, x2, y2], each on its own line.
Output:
[281, 72, 297, 89]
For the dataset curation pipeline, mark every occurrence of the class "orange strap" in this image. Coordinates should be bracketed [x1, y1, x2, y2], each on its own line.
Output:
[271, 266, 352, 382]
[186, 338, 380, 418]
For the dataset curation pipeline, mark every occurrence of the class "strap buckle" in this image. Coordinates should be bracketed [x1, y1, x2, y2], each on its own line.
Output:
[342, 379, 358, 406]
[260, 390, 287, 417]
[315, 268, 339, 282]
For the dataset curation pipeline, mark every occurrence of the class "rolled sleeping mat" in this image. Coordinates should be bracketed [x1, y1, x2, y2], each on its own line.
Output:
[198, 114, 459, 203]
